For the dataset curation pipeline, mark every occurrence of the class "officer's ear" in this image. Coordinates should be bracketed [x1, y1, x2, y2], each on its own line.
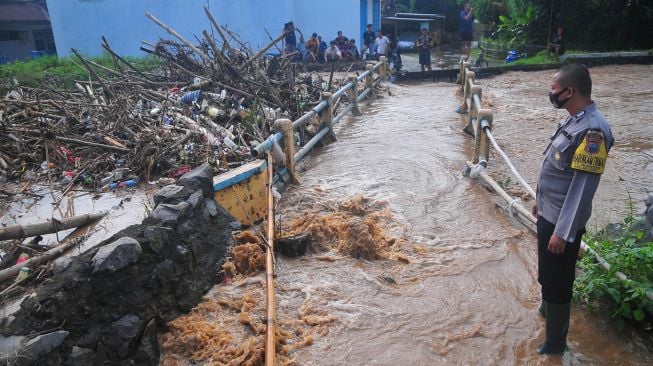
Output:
[567, 87, 574, 98]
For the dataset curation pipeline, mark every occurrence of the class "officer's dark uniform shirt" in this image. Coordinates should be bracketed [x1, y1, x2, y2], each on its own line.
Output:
[536, 102, 614, 242]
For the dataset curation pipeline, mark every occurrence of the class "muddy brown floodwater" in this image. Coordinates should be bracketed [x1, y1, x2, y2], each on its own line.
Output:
[162, 65, 653, 365]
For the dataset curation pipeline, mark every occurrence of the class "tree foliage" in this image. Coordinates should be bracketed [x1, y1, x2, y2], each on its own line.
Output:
[389, 0, 653, 49]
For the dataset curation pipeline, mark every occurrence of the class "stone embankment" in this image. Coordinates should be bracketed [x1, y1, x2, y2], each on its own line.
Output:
[0, 164, 237, 365]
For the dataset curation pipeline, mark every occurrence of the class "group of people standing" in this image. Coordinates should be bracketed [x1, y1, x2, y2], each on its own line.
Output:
[282, 22, 391, 64]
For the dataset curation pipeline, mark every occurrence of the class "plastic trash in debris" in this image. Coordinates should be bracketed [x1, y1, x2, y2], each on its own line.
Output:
[100, 168, 130, 186]
[162, 115, 175, 126]
[180, 90, 203, 104]
[100, 178, 139, 192]
[40, 161, 50, 172]
[16, 267, 29, 282]
[79, 172, 93, 185]
[205, 106, 221, 117]
[223, 137, 237, 150]
[68, 156, 81, 166]
[203, 131, 221, 146]
[167, 166, 191, 178]
[150, 107, 161, 115]
[58, 146, 74, 156]
[16, 253, 29, 265]
[157, 177, 176, 186]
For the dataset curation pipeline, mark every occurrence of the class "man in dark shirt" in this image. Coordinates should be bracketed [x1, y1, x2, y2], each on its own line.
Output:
[361, 24, 375, 60]
[334, 31, 349, 51]
[283, 21, 297, 54]
[416, 28, 433, 71]
[460, 3, 474, 58]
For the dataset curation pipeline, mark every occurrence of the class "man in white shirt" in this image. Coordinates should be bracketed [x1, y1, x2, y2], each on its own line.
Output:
[375, 30, 391, 59]
[325, 41, 342, 62]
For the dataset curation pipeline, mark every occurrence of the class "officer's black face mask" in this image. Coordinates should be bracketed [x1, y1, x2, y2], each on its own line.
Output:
[549, 87, 571, 109]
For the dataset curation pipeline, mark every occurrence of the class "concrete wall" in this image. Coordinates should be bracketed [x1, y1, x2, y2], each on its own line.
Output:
[46, 0, 380, 58]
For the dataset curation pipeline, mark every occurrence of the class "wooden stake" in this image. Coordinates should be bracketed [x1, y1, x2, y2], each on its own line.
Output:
[265, 150, 276, 366]
[145, 12, 214, 66]
[239, 31, 286, 71]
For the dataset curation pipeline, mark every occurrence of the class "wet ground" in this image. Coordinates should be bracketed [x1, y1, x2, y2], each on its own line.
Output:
[0, 185, 152, 254]
[161, 65, 653, 365]
[399, 45, 462, 72]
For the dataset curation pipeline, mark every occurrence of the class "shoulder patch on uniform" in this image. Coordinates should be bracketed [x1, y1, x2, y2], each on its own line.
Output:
[571, 130, 608, 174]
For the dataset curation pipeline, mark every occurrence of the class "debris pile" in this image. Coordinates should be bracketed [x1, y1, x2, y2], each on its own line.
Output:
[0, 7, 354, 189]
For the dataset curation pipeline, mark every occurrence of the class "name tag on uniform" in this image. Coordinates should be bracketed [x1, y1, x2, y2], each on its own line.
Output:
[571, 130, 608, 173]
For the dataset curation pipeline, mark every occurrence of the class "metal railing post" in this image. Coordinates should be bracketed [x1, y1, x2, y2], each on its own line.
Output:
[273, 118, 299, 183]
[348, 76, 361, 115]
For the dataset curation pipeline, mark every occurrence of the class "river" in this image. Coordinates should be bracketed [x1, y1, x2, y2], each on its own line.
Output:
[160, 65, 653, 365]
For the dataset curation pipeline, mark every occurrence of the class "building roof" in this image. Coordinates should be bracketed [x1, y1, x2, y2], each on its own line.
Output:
[0, 2, 49, 22]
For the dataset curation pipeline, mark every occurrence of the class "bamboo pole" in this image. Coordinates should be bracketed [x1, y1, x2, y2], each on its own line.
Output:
[101, 36, 152, 81]
[203, 6, 236, 55]
[57, 136, 130, 153]
[0, 211, 107, 241]
[145, 12, 213, 66]
[239, 31, 286, 71]
[70, 48, 115, 101]
[265, 150, 276, 366]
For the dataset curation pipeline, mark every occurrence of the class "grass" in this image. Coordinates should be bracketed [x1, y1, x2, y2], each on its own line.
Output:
[0, 53, 161, 91]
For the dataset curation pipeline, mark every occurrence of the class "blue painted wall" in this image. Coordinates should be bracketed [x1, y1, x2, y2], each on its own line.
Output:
[46, 0, 380, 57]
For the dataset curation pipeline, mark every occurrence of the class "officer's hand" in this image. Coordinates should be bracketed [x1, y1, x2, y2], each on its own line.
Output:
[531, 203, 538, 218]
[548, 234, 566, 254]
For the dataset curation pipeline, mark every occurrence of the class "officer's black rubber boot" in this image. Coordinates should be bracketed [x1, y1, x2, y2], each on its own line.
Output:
[537, 302, 570, 355]
[539, 301, 546, 318]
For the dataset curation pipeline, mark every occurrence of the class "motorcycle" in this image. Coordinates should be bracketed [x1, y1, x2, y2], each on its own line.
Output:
[505, 50, 527, 63]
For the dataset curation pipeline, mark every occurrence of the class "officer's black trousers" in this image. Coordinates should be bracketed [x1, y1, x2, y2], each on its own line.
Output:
[537, 216, 585, 304]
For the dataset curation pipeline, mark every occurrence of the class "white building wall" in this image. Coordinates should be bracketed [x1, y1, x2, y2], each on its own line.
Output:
[46, 0, 372, 57]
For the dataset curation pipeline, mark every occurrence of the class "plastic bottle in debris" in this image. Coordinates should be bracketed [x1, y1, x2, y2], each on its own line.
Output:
[223, 137, 237, 150]
[100, 178, 138, 192]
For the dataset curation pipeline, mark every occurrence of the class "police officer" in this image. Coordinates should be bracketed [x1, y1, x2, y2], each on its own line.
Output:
[531, 63, 614, 354]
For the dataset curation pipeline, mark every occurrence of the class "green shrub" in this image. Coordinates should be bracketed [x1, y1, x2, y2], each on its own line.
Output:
[574, 211, 653, 329]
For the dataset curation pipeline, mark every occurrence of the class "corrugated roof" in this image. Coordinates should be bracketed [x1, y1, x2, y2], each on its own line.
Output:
[0, 2, 49, 22]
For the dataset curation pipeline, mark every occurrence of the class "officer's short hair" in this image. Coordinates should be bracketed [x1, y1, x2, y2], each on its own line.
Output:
[556, 63, 591, 97]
